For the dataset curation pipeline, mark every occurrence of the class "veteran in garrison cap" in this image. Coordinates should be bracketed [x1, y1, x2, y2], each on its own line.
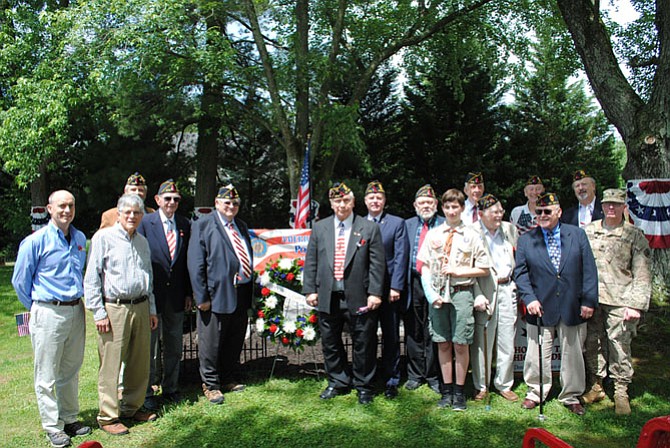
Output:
[100, 172, 155, 229]
[463, 172, 485, 224]
[188, 184, 253, 404]
[403, 184, 445, 394]
[514, 192, 598, 416]
[303, 182, 386, 404]
[582, 188, 651, 415]
[562, 170, 604, 228]
[510, 175, 545, 236]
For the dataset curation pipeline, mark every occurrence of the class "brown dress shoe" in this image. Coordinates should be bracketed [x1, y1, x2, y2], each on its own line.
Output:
[474, 390, 488, 401]
[565, 402, 586, 416]
[100, 422, 130, 436]
[132, 411, 158, 422]
[521, 398, 538, 409]
[499, 390, 519, 402]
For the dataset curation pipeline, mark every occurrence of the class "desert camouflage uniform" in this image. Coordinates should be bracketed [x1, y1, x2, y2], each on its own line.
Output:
[584, 219, 651, 412]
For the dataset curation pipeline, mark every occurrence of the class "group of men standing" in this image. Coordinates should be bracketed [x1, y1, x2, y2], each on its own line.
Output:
[13, 173, 254, 446]
[303, 171, 651, 418]
[12, 168, 652, 445]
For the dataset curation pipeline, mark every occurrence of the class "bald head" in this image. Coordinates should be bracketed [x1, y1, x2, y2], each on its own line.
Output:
[47, 190, 76, 234]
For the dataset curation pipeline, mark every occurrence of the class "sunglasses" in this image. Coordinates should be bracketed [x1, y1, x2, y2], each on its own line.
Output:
[163, 196, 181, 203]
[536, 208, 555, 216]
[222, 201, 240, 207]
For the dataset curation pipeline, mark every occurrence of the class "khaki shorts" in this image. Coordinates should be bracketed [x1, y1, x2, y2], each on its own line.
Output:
[428, 288, 474, 345]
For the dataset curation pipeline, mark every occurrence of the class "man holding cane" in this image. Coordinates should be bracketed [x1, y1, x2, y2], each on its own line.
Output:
[514, 192, 598, 416]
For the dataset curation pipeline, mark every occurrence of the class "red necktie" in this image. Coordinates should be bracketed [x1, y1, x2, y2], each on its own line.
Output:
[415, 221, 429, 272]
[166, 221, 176, 260]
[473, 207, 479, 222]
[228, 222, 252, 279]
[334, 223, 345, 280]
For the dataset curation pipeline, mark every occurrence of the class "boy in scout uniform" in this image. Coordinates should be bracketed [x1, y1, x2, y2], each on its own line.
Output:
[417, 188, 490, 411]
[583, 188, 651, 415]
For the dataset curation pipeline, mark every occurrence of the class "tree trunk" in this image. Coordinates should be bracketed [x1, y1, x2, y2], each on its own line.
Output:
[194, 81, 221, 215]
[30, 161, 49, 231]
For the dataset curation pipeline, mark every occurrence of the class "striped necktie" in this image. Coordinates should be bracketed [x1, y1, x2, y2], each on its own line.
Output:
[166, 220, 176, 260]
[228, 222, 252, 279]
[334, 222, 346, 280]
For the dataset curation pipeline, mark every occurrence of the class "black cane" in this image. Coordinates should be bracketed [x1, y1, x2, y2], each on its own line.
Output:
[537, 314, 546, 422]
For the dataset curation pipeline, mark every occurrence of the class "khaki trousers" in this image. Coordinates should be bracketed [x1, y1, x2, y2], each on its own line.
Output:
[97, 301, 150, 425]
[524, 321, 586, 405]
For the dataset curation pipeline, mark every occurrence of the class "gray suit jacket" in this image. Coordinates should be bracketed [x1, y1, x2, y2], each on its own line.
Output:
[302, 214, 385, 314]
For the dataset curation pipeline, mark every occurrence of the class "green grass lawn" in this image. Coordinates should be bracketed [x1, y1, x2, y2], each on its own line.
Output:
[1, 264, 669, 448]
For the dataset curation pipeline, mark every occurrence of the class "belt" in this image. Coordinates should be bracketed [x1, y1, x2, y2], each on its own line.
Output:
[104, 296, 148, 305]
[45, 298, 81, 306]
[497, 276, 512, 285]
[450, 285, 472, 293]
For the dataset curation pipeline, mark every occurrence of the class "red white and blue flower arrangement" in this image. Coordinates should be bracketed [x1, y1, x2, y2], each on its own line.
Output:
[255, 257, 319, 351]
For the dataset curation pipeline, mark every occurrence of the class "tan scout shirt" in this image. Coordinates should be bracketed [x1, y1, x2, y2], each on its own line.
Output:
[585, 220, 651, 311]
[417, 222, 490, 288]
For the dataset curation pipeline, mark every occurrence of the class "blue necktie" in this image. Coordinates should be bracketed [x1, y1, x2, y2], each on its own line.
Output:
[547, 234, 561, 271]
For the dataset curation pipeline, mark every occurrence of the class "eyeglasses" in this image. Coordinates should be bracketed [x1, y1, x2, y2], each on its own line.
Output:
[163, 196, 181, 203]
[535, 208, 555, 216]
[222, 201, 240, 207]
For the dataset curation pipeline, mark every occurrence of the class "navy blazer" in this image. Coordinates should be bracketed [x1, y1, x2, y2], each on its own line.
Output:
[138, 211, 191, 313]
[302, 214, 385, 314]
[187, 212, 253, 314]
[376, 212, 409, 295]
[561, 198, 604, 226]
[514, 223, 598, 327]
[404, 214, 445, 310]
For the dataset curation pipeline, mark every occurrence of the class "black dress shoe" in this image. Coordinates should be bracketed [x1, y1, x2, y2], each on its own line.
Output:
[358, 391, 374, 405]
[405, 379, 423, 391]
[320, 386, 351, 400]
[384, 386, 398, 399]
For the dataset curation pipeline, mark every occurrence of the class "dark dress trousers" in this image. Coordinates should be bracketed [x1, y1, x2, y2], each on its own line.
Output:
[561, 198, 604, 227]
[374, 213, 409, 387]
[187, 212, 253, 388]
[138, 211, 191, 395]
[302, 214, 385, 392]
[403, 214, 444, 385]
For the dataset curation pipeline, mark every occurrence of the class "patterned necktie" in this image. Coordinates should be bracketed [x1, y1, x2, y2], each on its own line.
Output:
[166, 220, 176, 260]
[473, 207, 479, 223]
[415, 221, 429, 272]
[547, 233, 561, 272]
[228, 222, 252, 279]
[334, 222, 346, 280]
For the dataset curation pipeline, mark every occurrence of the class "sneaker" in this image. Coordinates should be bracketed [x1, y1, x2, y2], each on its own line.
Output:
[437, 393, 453, 409]
[46, 431, 71, 448]
[202, 383, 225, 404]
[63, 421, 91, 437]
[452, 393, 467, 411]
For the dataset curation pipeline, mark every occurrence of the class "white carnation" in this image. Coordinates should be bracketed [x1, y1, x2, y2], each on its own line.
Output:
[265, 295, 278, 309]
[303, 327, 316, 341]
[259, 272, 271, 286]
[283, 321, 297, 334]
[279, 258, 293, 270]
[255, 318, 265, 333]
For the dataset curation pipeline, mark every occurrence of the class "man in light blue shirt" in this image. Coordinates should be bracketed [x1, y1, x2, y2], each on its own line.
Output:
[12, 190, 90, 448]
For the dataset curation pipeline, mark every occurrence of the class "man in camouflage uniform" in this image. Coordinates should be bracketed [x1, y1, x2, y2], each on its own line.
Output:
[583, 188, 651, 415]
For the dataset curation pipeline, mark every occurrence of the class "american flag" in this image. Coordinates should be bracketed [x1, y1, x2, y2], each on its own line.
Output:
[294, 141, 311, 229]
[627, 179, 670, 249]
[16, 312, 30, 337]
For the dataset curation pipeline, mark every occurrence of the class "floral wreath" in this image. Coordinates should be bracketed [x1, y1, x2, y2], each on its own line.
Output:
[255, 257, 319, 351]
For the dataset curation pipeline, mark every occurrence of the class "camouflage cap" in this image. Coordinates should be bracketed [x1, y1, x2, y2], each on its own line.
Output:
[157, 179, 179, 195]
[477, 194, 500, 210]
[365, 180, 385, 196]
[329, 182, 352, 199]
[602, 188, 626, 204]
[536, 192, 560, 207]
[126, 172, 147, 186]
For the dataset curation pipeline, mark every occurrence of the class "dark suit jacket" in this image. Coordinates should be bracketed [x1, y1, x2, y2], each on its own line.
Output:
[302, 214, 385, 314]
[138, 211, 191, 313]
[376, 212, 409, 295]
[187, 212, 253, 314]
[561, 198, 604, 226]
[513, 223, 598, 327]
[404, 214, 445, 309]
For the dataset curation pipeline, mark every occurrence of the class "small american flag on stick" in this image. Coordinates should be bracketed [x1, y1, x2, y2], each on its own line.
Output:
[16, 311, 30, 337]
